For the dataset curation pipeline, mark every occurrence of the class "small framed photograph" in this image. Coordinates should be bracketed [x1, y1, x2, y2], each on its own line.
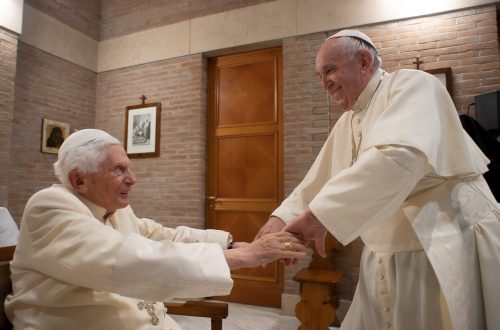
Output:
[125, 102, 161, 158]
[41, 118, 70, 154]
[425, 67, 452, 96]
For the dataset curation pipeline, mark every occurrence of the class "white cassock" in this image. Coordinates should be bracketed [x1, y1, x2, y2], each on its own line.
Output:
[5, 184, 233, 330]
[273, 69, 500, 329]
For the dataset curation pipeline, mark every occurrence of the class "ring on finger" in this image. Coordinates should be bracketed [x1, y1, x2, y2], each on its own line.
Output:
[284, 241, 294, 251]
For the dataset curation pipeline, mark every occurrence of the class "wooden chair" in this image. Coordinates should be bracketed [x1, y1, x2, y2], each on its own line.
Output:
[293, 233, 343, 329]
[164, 300, 228, 330]
[0, 246, 15, 330]
[0, 246, 228, 330]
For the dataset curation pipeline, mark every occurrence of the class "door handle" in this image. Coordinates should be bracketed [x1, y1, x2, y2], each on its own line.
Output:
[207, 196, 216, 209]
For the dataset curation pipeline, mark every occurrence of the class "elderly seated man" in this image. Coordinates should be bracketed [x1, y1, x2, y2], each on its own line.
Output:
[5, 129, 305, 330]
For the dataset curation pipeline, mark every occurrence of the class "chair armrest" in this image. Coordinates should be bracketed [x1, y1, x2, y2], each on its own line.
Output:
[0, 246, 15, 263]
[164, 300, 228, 319]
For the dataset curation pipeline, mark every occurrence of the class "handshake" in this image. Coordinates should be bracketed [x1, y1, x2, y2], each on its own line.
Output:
[224, 209, 327, 269]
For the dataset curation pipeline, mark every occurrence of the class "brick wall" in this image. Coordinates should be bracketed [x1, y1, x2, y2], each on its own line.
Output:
[8, 43, 96, 222]
[281, 5, 500, 299]
[0, 28, 18, 207]
[96, 54, 208, 229]
[100, 0, 274, 40]
[363, 6, 500, 114]
[25, 0, 101, 40]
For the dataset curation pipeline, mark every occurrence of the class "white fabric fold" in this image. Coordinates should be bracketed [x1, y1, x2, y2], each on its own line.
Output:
[0, 207, 18, 247]
[362, 69, 489, 177]
[113, 234, 232, 301]
[308, 145, 426, 245]
[402, 176, 499, 330]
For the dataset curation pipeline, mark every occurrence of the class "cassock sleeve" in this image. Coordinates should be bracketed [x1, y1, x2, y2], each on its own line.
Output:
[112, 234, 232, 300]
[23, 187, 233, 302]
[308, 145, 428, 245]
[136, 216, 230, 249]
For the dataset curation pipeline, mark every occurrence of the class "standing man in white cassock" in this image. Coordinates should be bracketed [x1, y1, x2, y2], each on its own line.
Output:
[255, 30, 500, 329]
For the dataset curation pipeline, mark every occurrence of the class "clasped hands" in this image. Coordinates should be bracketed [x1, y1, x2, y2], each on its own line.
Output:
[225, 209, 327, 269]
[253, 209, 328, 266]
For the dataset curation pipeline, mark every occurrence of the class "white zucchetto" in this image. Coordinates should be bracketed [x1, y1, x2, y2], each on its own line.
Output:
[327, 29, 376, 49]
[57, 129, 119, 161]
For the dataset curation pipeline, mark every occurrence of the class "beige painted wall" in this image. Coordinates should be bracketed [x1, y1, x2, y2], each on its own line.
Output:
[20, 5, 98, 72]
[18, 0, 499, 72]
[0, 0, 23, 34]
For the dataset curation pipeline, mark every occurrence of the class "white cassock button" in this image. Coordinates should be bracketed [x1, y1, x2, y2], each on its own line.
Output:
[383, 306, 390, 312]
[385, 322, 391, 328]
[356, 118, 361, 124]
[357, 132, 362, 137]
[378, 258, 383, 264]
[379, 274, 385, 280]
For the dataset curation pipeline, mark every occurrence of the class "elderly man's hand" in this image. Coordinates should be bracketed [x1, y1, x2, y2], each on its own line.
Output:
[253, 216, 286, 241]
[283, 209, 327, 257]
[224, 231, 305, 269]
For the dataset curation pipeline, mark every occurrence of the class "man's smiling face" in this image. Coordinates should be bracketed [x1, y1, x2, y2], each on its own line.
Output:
[315, 38, 368, 111]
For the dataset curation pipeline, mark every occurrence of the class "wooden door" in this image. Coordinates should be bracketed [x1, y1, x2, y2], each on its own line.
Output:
[206, 47, 283, 308]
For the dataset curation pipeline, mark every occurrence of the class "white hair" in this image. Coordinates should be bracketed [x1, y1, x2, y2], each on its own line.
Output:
[53, 130, 121, 187]
[337, 36, 382, 70]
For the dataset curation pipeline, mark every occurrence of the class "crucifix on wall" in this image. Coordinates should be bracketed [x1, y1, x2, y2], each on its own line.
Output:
[413, 57, 424, 70]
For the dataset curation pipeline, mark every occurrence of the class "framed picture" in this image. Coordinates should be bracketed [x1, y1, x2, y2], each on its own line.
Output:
[41, 118, 70, 154]
[125, 102, 161, 158]
[425, 67, 452, 96]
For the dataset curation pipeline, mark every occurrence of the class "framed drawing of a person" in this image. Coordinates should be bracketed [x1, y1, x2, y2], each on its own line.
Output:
[125, 102, 161, 158]
[41, 118, 70, 154]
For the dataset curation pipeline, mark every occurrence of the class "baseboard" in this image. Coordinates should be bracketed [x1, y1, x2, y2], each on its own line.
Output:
[281, 293, 352, 323]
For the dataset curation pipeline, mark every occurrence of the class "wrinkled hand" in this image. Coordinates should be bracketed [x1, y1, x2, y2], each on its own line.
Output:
[254, 216, 298, 267]
[283, 209, 327, 257]
[224, 231, 306, 269]
[253, 216, 286, 241]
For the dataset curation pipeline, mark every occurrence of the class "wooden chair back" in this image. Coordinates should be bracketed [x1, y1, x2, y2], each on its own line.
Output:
[0, 246, 15, 330]
[164, 300, 228, 330]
